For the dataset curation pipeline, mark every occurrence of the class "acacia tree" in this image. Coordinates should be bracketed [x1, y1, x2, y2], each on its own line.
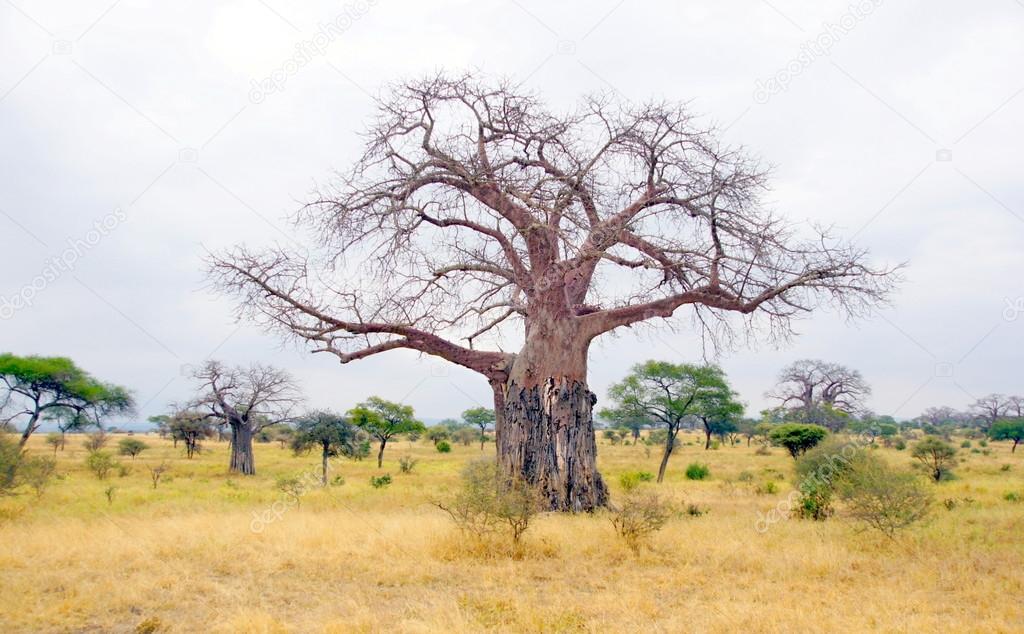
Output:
[347, 396, 424, 468]
[208, 74, 895, 511]
[989, 419, 1024, 453]
[691, 381, 744, 450]
[767, 359, 870, 431]
[462, 406, 496, 450]
[167, 410, 214, 459]
[912, 436, 957, 482]
[291, 411, 367, 485]
[0, 354, 134, 447]
[602, 361, 733, 483]
[189, 361, 301, 475]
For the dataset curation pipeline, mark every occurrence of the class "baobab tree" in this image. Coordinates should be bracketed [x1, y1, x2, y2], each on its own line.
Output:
[208, 74, 895, 511]
[969, 394, 1013, 431]
[767, 359, 871, 430]
[188, 361, 301, 475]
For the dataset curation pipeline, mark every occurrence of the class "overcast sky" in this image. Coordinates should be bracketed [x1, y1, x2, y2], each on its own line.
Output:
[2, 0, 1022, 426]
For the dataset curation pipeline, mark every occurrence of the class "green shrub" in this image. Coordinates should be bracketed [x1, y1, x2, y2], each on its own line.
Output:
[85, 451, 118, 480]
[894, 438, 907, 451]
[797, 478, 835, 520]
[1, 436, 26, 493]
[1004, 491, 1021, 503]
[18, 455, 56, 497]
[436, 441, 452, 454]
[793, 439, 932, 535]
[370, 474, 392, 488]
[738, 470, 754, 483]
[1000, 464, 1012, 472]
[794, 439, 871, 521]
[755, 481, 778, 495]
[330, 475, 346, 486]
[117, 438, 148, 460]
[960, 440, 972, 448]
[685, 463, 710, 480]
[978, 439, 988, 448]
[619, 470, 654, 491]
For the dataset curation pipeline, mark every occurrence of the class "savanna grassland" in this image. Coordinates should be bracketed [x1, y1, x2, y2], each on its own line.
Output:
[1, 432, 1023, 633]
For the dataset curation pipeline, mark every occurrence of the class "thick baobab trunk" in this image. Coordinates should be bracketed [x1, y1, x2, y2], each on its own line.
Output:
[495, 321, 607, 512]
[229, 423, 256, 475]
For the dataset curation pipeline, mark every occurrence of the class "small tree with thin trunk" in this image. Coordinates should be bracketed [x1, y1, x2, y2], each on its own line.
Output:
[912, 436, 957, 482]
[769, 423, 828, 459]
[291, 411, 367, 485]
[45, 433, 62, 455]
[989, 419, 1024, 453]
[602, 361, 734, 483]
[694, 387, 744, 450]
[168, 410, 214, 459]
[0, 354, 134, 447]
[348, 397, 425, 468]
[149, 415, 171, 439]
[117, 437, 148, 460]
[208, 74, 896, 511]
[189, 361, 302, 475]
[462, 407, 496, 450]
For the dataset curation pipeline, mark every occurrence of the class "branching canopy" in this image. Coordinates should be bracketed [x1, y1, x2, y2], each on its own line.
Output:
[209, 74, 897, 382]
[188, 360, 302, 431]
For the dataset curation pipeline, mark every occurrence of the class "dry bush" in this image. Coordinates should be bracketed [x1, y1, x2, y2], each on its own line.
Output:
[83, 430, 110, 452]
[837, 460, 933, 537]
[609, 490, 674, 554]
[149, 462, 170, 489]
[437, 458, 541, 556]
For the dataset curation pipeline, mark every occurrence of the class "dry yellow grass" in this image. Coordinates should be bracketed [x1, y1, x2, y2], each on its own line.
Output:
[1, 432, 1022, 633]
